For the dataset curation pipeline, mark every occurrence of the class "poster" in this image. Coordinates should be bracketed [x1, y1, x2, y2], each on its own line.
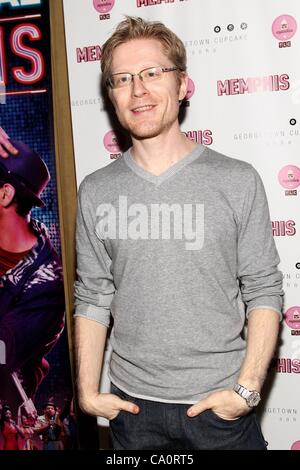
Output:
[0, 0, 76, 450]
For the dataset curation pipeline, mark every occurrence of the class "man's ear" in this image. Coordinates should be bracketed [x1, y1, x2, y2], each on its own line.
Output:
[0, 183, 16, 207]
[178, 72, 189, 102]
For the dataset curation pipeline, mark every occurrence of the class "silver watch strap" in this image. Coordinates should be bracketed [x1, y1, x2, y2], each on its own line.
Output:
[234, 383, 251, 398]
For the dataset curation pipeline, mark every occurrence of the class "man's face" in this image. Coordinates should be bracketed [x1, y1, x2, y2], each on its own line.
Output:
[108, 38, 188, 141]
[45, 405, 56, 417]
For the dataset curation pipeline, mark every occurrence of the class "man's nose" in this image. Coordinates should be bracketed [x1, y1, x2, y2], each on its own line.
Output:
[131, 75, 149, 97]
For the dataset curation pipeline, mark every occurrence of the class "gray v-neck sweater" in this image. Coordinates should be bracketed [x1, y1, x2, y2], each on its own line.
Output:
[74, 144, 283, 404]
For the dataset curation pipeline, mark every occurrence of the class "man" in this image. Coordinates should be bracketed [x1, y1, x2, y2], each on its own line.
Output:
[74, 17, 283, 450]
[0, 139, 65, 417]
[35, 401, 64, 450]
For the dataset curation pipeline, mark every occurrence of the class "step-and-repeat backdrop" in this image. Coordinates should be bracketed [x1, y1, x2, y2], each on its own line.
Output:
[63, 0, 300, 450]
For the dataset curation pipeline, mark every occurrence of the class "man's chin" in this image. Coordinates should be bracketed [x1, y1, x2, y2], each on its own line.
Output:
[128, 124, 162, 141]
[131, 131, 161, 141]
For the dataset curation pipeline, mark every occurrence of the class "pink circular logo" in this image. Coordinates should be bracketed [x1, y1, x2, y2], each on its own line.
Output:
[272, 15, 297, 41]
[93, 0, 115, 14]
[284, 306, 300, 330]
[185, 78, 195, 100]
[103, 130, 123, 154]
[291, 440, 300, 450]
[278, 165, 300, 189]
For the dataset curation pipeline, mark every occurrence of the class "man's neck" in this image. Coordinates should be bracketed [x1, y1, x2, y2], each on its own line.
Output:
[0, 213, 37, 253]
[131, 127, 197, 176]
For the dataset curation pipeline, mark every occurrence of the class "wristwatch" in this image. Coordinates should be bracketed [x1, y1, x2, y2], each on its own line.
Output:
[233, 383, 261, 408]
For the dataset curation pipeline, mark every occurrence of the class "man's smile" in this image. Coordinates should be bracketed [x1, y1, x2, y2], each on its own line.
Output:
[131, 104, 156, 114]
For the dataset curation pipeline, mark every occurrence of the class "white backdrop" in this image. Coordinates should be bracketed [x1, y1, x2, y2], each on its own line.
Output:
[63, 0, 300, 450]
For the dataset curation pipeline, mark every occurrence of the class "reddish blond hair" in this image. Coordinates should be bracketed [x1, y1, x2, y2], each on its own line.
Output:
[101, 16, 187, 87]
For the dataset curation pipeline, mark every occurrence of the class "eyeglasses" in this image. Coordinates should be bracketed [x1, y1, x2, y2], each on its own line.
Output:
[106, 66, 182, 89]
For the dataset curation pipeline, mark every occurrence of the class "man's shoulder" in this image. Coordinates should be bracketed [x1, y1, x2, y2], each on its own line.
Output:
[205, 147, 254, 175]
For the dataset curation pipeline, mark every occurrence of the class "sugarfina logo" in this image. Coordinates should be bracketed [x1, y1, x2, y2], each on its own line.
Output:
[272, 15, 297, 48]
[278, 165, 300, 196]
[183, 130, 213, 146]
[271, 357, 300, 373]
[93, 0, 115, 20]
[93, 0, 115, 12]
[185, 78, 195, 101]
[272, 220, 296, 237]
[103, 130, 130, 159]
[291, 441, 300, 450]
[76, 45, 102, 63]
[284, 306, 300, 335]
[103, 131, 120, 153]
[96, 196, 205, 251]
[217, 74, 289, 96]
[183, 78, 195, 107]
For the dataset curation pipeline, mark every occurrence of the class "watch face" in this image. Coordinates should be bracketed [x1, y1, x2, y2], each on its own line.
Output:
[246, 391, 261, 407]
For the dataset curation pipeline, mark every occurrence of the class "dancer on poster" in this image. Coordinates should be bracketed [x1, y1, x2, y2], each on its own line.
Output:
[35, 401, 64, 450]
[0, 137, 65, 425]
[0, 406, 24, 450]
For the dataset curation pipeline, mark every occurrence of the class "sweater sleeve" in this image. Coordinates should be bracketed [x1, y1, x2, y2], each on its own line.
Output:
[74, 178, 115, 327]
[237, 166, 284, 319]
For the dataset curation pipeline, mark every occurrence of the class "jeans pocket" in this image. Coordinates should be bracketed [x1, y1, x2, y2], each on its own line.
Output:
[253, 413, 267, 446]
[110, 409, 124, 423]
[207, 409, 244, 424]
[110, 383, 138, 424]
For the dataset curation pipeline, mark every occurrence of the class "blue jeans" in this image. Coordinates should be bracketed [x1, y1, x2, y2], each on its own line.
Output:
[109, 383, 267, 450]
